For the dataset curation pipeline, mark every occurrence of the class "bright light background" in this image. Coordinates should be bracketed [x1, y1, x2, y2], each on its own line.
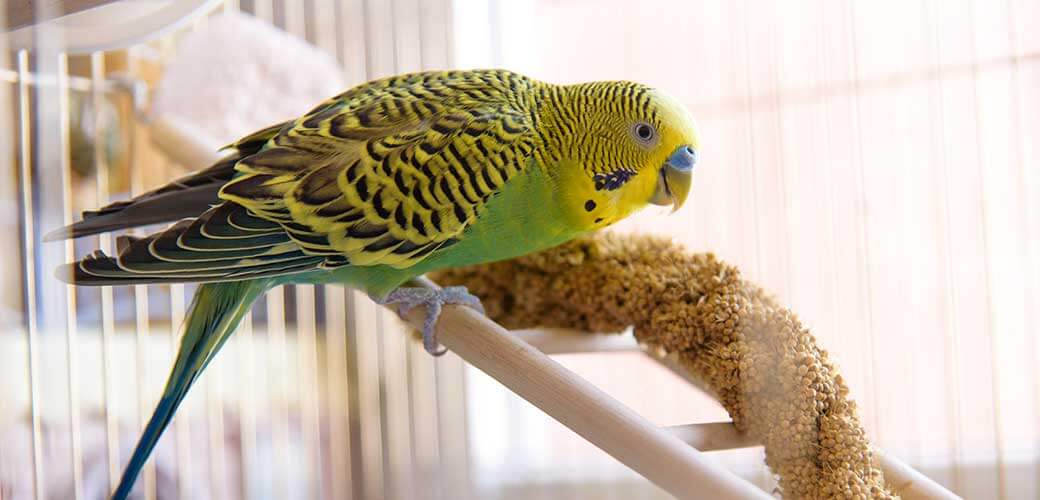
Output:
[455, 0, 1040, 498]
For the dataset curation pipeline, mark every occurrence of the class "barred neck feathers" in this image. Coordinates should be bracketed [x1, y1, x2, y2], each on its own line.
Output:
[529, 81, 658, 176]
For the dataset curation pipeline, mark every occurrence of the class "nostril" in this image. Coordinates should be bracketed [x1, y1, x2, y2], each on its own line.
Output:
[668, 146, 698, 171]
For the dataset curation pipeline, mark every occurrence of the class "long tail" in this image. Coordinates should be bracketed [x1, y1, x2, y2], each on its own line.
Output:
[111, 278, 271, 500]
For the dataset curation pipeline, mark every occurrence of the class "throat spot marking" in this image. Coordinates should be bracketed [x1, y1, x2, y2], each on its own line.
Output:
[593, 168, 636, 191]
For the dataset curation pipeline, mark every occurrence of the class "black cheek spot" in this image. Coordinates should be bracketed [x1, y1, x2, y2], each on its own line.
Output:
[595, 217, 604, 224]
[584, 200, 597, 212]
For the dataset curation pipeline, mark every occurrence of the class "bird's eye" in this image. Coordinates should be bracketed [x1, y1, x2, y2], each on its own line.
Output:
[631, 122, 656, 144]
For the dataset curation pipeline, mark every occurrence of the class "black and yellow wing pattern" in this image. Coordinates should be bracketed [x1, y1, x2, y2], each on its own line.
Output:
[62, 70, 539, 285]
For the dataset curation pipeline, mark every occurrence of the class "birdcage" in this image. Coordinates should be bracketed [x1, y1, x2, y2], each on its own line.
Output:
[2, 3, 474, 499]
[4, 1, 1036, 500]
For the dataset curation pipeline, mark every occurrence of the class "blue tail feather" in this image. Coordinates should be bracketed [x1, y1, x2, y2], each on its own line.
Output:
[111, 278, 271, 500]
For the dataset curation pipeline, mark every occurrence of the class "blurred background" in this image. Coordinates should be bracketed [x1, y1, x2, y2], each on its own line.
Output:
[1, 0, 1038, 499]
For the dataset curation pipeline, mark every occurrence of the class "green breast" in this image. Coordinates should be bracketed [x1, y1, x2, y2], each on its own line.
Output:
[302, 163, 583, 298]
[417, 161, 579, 270]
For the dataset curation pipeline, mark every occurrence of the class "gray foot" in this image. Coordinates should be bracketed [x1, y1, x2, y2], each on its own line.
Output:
[376, 286, 485, 356]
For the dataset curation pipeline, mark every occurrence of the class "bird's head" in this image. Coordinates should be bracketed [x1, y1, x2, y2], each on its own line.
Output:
[547, 81, 700, 229]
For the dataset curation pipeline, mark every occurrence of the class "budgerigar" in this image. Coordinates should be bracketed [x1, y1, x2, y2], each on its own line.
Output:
[49, 69, 700, 499]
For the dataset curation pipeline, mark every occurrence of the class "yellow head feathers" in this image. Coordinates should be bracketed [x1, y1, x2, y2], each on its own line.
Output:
[535, 80, 701, 228]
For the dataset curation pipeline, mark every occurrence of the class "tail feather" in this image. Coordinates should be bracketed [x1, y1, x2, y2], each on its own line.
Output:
[42, 184, 222, 241]
[111, 279, 271, 500]
[55, 203, 334, 286]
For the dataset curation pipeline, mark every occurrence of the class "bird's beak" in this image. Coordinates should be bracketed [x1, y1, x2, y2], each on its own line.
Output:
[649, 145, 696, 213]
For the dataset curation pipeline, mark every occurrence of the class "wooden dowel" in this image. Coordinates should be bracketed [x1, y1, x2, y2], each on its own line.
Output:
[407, 278, 770, 500]
[875, 449, 963, 500]
[667, 422, 959, 499]
[665, 422, 759, 452]
[148, 116, 223, 167]
[510, 327, 638, 354]
[507, 328, 961, 499]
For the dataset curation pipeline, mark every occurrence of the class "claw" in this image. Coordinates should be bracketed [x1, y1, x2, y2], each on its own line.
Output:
[375, 286, 484, 356]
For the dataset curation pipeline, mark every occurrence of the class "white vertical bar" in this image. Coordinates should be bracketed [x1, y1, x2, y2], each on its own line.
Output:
[920, 0, 966, 490]
[363, 0, 397, 78]
[846, 0, 894, 453]
[253, 0, 273, 23]
[969, 0, 1034, 495]
[125, 45, 158, 500]
[0, 0, 19, 331]
[966, 2, 1008, 496]
[237, 312, 259, 500]
[842, 0, 882, 441]
[168, 280, 193, 500]
[311, 0, 338, 57]
[296, 284, 322, 500]
[89, 50, 122, 494]
[284, 0, 306, 38]
[204, 315, 227, 499]
[132, 220, 154, 500]
[56, 51, 85, 500]
[266, 286, 291, 500]
[338, 0, 368, 81]
[734, 0, 771, 489]
[407, 341, 441, 500]
[16, 48, 45, 500]
[929, 1, 1002, 496]
[324, 286, 354, 500]
[434, 358, 470, 500]
[353, 294, 386, 500]
[381, 319, 416, 500]
[1007, 0, 1040, 491]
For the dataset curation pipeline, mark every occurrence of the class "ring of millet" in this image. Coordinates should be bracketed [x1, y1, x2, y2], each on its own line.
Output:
[433, 232, 897, 499]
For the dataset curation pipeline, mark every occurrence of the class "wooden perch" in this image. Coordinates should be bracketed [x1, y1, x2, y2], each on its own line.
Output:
[666, 422, 759, 452]
[148, 116, 224, 168]
[510, 327, 638, 354]
[665, 423, 961, 500]
[404, 278, 771, 500]
[519, 326, 962, 500]
[873, 449, 963, 500]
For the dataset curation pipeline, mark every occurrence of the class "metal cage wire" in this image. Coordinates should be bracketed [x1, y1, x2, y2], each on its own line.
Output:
[1, 2, 471, 500]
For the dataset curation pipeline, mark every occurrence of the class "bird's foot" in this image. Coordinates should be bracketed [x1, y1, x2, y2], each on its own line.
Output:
[376, 286, 485, 356]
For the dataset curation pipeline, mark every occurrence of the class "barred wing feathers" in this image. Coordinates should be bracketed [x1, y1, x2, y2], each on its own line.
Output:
[63, 71, 538, 285]
[65, 202, 340, 285]
[221, 71, 537, 269]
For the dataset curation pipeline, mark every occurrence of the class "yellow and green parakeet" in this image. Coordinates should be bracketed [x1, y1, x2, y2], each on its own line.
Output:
[49, 69, 700, 499]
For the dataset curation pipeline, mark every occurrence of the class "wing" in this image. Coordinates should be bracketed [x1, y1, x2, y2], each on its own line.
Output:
[62, 202, 346, 285]
[220, 70, 538, 269]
